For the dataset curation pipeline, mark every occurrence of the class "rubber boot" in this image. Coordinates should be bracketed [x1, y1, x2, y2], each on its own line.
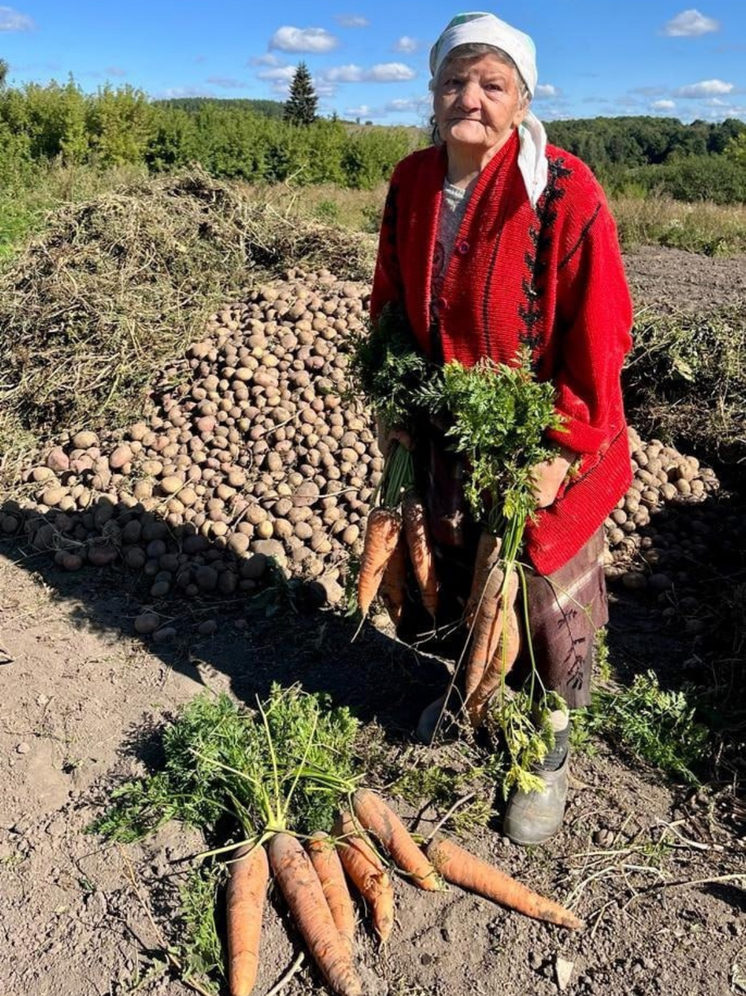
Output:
[502, 708, 570, 846]
[415, 694, 448, 745]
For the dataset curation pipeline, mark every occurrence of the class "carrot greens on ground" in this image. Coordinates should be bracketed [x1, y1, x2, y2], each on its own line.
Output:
[91, 684, 359, 845]
[91, 685, 363, 996]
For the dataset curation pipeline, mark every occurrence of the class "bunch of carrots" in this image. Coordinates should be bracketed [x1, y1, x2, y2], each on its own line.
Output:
[227, 786, 583, 996]
[428, 355, 564, 731]
[354, 312, 568, 782]
[92, 686, 583, 996]
[350, 305, 443, 627]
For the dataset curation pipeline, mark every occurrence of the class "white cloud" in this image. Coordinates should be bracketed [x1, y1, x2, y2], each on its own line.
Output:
[345, 105, 372, 117]
[257, 65, 297, 82]
[161, 86, 215, 99]
[534, 83, 558, 99]
[386, 98, 418, 112]
[651, 99, 676, 110]
[258, 64, 335, 98]
[384, 96, 430, 115]
[662, 9, 720, 37]
[105, 66, 127, 77]
[674, 78, 734, 97]
[324, 64, 364, 82]
[250, 53, 282, 67]
[0, 6, 33, 30]
[323, 62, 416, 83]
[9, 59, 60, 72]
[336, 14, 369, 28]
[394, 36, 418, 54]
[631, 85, 668, 97]
[269, 26, 339, 54]
[367, 62, 416, 82]
[207, 76, 249, 89]
[314, 80, 337, 98]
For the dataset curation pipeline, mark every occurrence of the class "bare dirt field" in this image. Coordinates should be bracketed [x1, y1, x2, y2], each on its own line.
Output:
[1, 246, 745, 996]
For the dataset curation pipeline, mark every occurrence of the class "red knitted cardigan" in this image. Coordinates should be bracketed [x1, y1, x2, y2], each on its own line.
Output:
[370, 131, 634, 575]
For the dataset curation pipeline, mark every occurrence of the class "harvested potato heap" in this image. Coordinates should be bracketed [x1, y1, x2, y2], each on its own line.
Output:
[604, 426, 731, 621]
[0, 276, 735, 629]
[0, 272, 383, 602]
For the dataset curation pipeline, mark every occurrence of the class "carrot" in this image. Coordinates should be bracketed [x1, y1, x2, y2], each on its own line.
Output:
[464, 531, 502, 626]
[464, 558, 505, 699]
[426, 835, 584, 930]
[268, 833, 363, 996]
[307, 831, 356, 955]
[466, 569, 520, 728]
[463, 585, 503, 704]
[379, 535, 407, 627]
[226, 843, 269, 996]
[333, 810, 395, 943]
[352, 788, 441, 892]
[401, 495, 438, 618]
[357, 507, 402, 617]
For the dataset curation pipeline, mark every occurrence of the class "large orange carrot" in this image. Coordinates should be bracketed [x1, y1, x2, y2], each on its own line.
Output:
[268, 833, 363, 996]
[333, 810, 395, 943]
[401, 495, 438, 618]
[358, 508, 402, 617]
[464, 531, 502, 626]
[307, 831, 356, 955]
[464, 559, 505, 698]
[467, 570, 520, 728]
[226, 843, 269, 996]
[426, 835, 584, 930]
[379, 535, 407, 627]
[352, 788, 441, 891]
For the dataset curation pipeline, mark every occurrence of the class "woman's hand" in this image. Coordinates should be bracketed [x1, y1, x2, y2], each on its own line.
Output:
[530, 446, 576, 509]
[376, 421, 413, 458]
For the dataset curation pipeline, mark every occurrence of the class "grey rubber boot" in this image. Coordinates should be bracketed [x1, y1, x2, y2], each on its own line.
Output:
[502, 708, 570, 846]
[415, 694, 448, 745]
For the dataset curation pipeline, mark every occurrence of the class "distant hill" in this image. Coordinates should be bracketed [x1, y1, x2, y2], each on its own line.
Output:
[153, 97, 285, 119]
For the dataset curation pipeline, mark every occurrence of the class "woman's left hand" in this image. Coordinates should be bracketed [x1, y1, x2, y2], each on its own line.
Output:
[530, 446, 576, 509]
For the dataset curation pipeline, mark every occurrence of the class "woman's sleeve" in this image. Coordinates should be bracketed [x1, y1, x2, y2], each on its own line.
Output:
[545, 193, 633, 456]
[370, 169, 405, 322]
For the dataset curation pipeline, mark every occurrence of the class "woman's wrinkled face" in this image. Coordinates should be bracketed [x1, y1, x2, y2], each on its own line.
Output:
[434, 52, 527, 155]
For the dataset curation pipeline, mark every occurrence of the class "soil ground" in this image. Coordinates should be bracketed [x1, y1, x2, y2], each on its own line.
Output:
[1, 246, 745, 996]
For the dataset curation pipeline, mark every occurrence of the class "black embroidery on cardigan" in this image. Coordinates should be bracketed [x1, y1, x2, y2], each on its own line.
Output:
[517, 156, 574, 366]
[479, 160, 509, 357]
[558, 202, 601, 272]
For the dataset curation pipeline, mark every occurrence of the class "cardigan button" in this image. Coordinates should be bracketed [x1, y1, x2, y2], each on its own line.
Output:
[435, 296, 447, 310]
[457, 240, 470, 255]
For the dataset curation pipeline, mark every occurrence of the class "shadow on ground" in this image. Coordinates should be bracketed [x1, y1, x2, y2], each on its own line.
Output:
[0, 493, 455, 742]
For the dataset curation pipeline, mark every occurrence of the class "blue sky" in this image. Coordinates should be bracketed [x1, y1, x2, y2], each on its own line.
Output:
[2, 2, 745, 125]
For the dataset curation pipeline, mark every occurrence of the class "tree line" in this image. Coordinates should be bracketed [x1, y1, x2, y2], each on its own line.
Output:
[545, 115, 746, 203]
[0, 62, 744, 202]
[0, 69, 417, 190]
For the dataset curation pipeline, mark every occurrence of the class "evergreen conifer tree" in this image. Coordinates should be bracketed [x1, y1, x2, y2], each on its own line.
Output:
[284, 62, 318, 126]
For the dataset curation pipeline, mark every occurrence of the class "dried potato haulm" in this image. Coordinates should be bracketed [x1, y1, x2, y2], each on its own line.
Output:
[0, 170, 375, 460]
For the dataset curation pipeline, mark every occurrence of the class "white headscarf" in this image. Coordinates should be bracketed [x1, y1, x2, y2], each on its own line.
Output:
[429, 11, 548, 207]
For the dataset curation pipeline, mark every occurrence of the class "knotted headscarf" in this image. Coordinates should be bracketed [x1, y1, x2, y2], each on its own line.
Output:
[429, 11, 548, 207]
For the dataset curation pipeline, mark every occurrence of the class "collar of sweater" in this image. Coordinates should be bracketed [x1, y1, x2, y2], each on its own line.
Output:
[439, 128, 520, 195]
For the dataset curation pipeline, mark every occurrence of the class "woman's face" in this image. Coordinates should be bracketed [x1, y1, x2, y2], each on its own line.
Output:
[434, 53, 527, 156]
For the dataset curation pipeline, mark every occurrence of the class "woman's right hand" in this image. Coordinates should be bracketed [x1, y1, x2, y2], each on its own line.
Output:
[376, 421, 413, 458]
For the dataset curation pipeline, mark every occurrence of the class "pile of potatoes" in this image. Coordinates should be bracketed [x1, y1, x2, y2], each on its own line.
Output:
[604, 427, 729, 622]
[0, 274, 733, 627]
[0, 271, 382, 605]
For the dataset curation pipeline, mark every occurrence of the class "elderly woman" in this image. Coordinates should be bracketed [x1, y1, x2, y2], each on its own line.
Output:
[370, 12, 633, 845]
